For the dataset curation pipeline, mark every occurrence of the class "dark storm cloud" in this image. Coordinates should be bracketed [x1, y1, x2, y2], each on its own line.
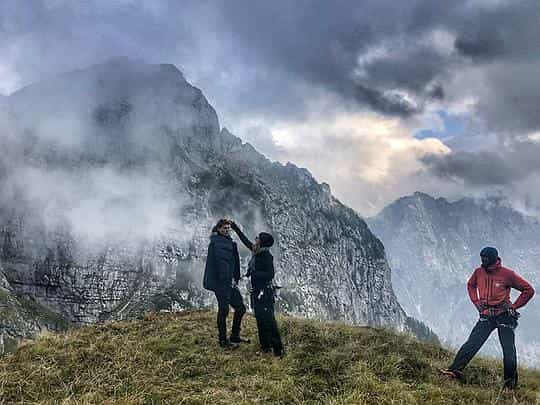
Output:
[211, 0, 463, 117]
[422, 140, 540, 186]
[1, 0, 538, 125]
[452, 1, 540, 62]
[450, 1, 540, 134]
[213, 0, 540, 130]
[454, 31, 507, 61]
[414, 0, 540, 191]
[429, 84, 444, 100]
[0, 0, 464, 118]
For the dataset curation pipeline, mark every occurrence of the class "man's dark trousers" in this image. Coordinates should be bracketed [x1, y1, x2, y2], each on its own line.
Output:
[252, 287, 283, 355]
[214, 286, 246, 342]
[450, 312, 518, 388]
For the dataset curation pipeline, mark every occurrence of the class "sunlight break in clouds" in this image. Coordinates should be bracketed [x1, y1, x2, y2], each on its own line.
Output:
[259, 112, 450, 216]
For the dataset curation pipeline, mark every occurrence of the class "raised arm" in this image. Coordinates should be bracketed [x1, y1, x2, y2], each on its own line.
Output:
[230, 222, 253, 251]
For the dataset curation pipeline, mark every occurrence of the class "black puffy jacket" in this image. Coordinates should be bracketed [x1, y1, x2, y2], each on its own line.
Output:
[248, 250, 275, 291]
[232, 224, 275, 290]
[203, 233, 240, 291]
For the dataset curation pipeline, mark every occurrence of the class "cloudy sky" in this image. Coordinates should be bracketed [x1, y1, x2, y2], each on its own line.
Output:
[1, 0, 539, 216]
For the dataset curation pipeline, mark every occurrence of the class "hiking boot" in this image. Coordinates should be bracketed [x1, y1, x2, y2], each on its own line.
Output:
[230, 336, 251, 344]
[219, 339, 239, 350]
[273, 349, 286, 359]
[439, 368, 463, 380]
[502, 385, 516, 394]
[503, 380, 517, 393]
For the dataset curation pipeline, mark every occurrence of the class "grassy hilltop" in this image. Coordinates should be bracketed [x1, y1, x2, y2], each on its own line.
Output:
[0, 310, 539, 404]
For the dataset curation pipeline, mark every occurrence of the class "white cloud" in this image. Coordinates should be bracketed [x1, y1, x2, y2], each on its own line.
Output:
[5, 164, 181, 242]
[425, 29, 456, 57]
[354, 44, 389, 80]
[527, 132, 540, 143]
[0, 46, 22, 95]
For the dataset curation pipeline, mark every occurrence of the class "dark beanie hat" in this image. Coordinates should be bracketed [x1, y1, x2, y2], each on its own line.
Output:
[480, 247, 498, 260]
[258, 232, 274, 248]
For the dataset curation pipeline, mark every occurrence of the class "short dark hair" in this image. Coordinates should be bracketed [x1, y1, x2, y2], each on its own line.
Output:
[258, 232, 274, 248]
[216, 219, 231, 229]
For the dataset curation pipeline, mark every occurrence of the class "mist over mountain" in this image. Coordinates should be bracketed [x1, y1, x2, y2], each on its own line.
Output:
[368, 192, 540, 365]
[0, 59, 426, 352]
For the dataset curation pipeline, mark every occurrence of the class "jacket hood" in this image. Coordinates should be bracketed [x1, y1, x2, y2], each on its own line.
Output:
[485, 257, 502, 273]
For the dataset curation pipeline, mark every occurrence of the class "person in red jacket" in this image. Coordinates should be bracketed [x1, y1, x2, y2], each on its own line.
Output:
[440, 247, 535, 391]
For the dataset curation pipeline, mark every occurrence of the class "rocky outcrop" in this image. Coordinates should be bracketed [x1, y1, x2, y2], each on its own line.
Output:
[0, 267, 69, 355]
[0, 60, 412, 349]
[369, 192, 540, 365]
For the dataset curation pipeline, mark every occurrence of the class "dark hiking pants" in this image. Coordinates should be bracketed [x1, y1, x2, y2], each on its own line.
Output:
[251, 287, 284, 355]
[450, 312, 518, 388]
[214, 286, 246, 342]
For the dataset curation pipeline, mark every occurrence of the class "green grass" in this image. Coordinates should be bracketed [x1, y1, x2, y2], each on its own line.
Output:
[0, 310, 539, 404]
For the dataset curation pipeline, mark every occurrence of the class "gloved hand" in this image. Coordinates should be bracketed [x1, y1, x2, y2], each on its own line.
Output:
[508, 307, 521, 319]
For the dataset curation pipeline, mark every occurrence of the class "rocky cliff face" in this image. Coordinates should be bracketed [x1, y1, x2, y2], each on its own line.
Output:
[0, 266, 69, 355]
[0, 59, 411, 352]
[368, 192, 540, 365]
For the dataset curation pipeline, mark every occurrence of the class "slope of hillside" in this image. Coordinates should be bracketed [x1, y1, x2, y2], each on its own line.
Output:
[1, 310, 539, 404]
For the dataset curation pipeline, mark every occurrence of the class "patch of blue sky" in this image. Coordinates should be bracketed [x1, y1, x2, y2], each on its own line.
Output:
[414, 110, 465, 140]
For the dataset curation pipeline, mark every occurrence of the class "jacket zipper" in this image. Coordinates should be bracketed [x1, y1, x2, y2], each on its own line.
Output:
[486, 273, 491, 306]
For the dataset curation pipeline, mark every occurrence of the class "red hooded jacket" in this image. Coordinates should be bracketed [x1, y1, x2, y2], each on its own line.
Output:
[467, 258, 535, 316]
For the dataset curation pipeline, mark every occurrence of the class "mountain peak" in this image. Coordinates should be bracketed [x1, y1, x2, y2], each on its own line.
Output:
[375, 192, 448, 217]
[10, 59, 192, 103]
[410, 191, 451, 205]
[413, 191, 434, 199]
[75, 57, 185, 80]
[4, 60, 220, 159]
[392, 192, 439, 206]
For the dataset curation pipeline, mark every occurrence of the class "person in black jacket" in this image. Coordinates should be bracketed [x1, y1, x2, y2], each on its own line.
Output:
[203, 219, 249, 349]
[230, 221, 284, 357]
